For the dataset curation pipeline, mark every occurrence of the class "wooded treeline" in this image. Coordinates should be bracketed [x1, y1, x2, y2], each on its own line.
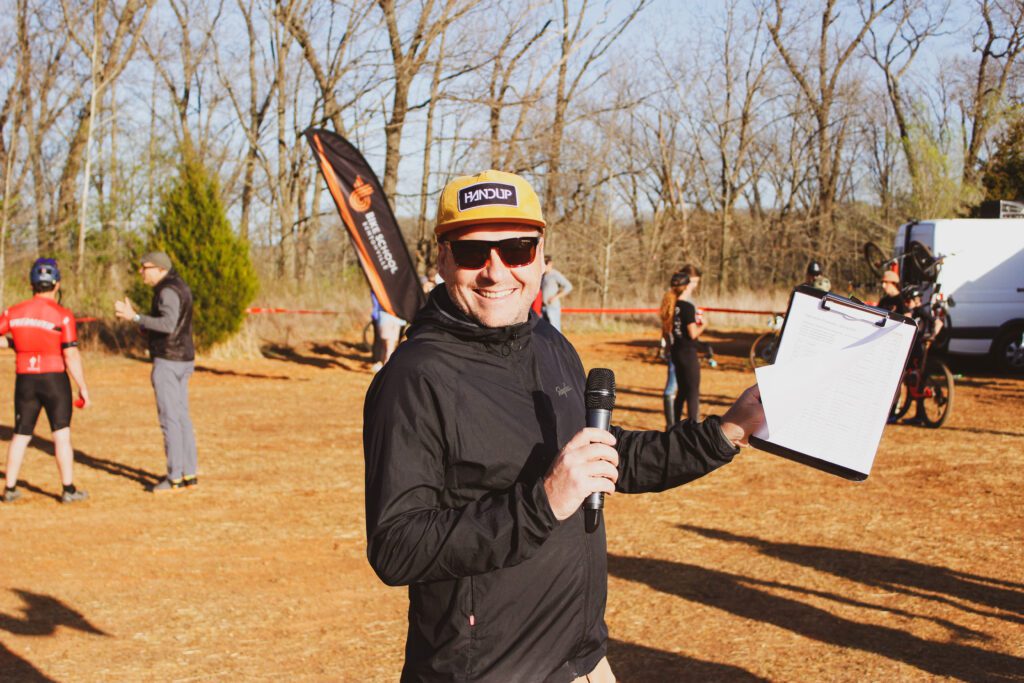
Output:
[1, 0, 1022, 312]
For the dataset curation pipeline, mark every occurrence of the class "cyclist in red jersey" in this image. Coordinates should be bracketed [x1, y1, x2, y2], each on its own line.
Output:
[1, 258, 90, 504]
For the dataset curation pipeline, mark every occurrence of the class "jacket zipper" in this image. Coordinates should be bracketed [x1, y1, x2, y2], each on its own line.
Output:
[578, 519, 591, 674]
[468, 575, 476, 677]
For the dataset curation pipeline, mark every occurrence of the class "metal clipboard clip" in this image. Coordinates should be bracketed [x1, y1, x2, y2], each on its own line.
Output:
[819, 293, 888, 327]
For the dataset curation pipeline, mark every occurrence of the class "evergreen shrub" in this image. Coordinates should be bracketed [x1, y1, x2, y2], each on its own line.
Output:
[149, 153, 258, 351]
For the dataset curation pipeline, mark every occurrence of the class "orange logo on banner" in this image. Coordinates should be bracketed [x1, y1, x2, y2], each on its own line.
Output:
[349, 176, 374, 213]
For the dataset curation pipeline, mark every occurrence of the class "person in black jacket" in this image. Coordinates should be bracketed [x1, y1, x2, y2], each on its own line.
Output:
[670, 264, 704, 423]
[114, 251, 198, 492]
[363, 170, 765, 682]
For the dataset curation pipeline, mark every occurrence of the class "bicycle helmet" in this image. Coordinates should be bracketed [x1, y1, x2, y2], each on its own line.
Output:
[806, 260, 822, 277]
[30, 257, 61, 292]
[901, 285, 921, 301]
[670, 271, 689, 288]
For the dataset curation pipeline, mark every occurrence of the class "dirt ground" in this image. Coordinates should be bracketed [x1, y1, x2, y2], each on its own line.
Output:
[0, 328, 1021, 682]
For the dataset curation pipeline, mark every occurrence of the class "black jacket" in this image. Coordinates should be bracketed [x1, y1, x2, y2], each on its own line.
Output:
[148, 270, 195, 362]
[363, 287, 740, 682]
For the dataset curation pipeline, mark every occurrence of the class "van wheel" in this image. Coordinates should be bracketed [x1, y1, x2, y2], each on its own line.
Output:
[992, 325, 1024, 373]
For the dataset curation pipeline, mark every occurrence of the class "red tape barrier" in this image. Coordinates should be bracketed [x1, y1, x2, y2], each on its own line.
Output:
[246, 307, 340, 316]
[562, 306, 781, 316]
[76, 305, 783, 321]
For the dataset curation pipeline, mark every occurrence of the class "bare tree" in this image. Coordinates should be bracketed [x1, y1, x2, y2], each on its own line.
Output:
[275, 0, 381, 136]
[543, 0, 649, 223]
[377, 0, 471, 205]
[864, 0, 949, 205]
[474, 2, 552, 169]
[862, 98, 901, 225]
[57, 0, 154, 267]
[766, 0, 898, 239]
[19, 2, 79, 254]
[960, 0, 1024, 187]
[690, 1, 775, 292]
[215, 0, 278, 242]
[143, 0, 224, 154]
[0, 0, 32, 305]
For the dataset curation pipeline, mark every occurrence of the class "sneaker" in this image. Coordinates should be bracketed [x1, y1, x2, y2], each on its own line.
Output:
[151, 478, 184, 493]
[61, 489, 88, 504]
[3, 489, 22, 503]
[182, 475, 198, 489]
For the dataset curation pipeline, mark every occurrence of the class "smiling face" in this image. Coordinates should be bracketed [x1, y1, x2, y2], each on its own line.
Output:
[437, 224, 544, 328]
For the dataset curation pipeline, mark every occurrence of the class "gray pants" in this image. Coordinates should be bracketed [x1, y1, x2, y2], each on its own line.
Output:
[151, 358, 197, 480]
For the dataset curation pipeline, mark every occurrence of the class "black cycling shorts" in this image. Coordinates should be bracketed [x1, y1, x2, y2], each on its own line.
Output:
[14, 372, 72, 435]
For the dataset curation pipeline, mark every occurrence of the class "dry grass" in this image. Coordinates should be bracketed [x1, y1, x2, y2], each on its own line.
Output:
[0, 330, 1020, 681]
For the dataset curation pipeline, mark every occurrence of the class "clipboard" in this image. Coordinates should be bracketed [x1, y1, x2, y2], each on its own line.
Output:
[749, 286, 918, 481]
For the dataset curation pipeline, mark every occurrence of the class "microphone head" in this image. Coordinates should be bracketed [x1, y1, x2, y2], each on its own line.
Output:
[585, 368, 616, 411]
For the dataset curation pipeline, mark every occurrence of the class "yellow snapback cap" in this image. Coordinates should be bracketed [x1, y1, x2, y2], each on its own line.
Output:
[435, 170, 545, 236]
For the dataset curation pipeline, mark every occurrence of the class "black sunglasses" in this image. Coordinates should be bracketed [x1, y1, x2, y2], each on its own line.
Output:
[444, 237, 540, 269]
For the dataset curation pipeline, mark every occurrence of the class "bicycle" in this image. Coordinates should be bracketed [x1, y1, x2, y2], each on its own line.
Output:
[749, 314, 784, 370]
[883, 245, 954, 428]
[890, 343, 954, 428]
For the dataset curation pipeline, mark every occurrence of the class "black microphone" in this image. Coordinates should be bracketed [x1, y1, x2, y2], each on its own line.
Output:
[584, 368, 615, 533]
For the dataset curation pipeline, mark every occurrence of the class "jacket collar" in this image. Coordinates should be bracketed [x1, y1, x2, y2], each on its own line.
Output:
[408, 285, 539, 345]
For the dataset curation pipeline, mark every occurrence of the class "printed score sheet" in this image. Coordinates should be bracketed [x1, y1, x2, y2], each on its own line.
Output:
[752, 289, 917, 479]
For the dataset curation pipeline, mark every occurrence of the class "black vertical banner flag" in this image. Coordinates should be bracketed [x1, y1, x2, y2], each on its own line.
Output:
[304, 128, 425, 321]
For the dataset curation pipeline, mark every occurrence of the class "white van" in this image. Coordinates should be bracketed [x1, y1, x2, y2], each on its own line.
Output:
[894, 218, 1024, 372]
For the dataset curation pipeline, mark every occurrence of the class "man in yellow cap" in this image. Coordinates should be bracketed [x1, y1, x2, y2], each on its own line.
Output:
[363, 170, 765, 682]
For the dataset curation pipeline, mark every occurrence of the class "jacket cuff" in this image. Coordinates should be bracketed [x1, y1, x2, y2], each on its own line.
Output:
[703, 415, 742, 458]
[530, 477, 561, 530]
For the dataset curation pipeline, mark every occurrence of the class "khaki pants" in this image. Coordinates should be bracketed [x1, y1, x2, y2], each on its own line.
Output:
[571, 657, 615, 683]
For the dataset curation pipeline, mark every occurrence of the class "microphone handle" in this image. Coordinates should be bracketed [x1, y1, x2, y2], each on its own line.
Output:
[584, 408, 611, 533]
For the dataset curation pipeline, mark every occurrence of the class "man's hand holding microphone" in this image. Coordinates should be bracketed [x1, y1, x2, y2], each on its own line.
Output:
[544, 427, 619, 523]
[543, 373, 765, 526]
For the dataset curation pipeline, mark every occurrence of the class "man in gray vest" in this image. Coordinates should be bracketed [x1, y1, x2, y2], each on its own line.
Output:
[114, 251, 198, 492]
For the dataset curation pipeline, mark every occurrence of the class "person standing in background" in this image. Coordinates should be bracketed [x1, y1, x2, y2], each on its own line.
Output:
[671, 264, 705, 423]
[877, 270, 903, 312]
[659, 271, 687, 429]
[804, 259, 823, 286]
[114, 251, 198, 493]
[1, 258, 90, 504]
[541, 255, 573, 332]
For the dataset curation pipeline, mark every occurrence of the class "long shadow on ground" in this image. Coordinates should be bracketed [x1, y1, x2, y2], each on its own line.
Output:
[194, 364, 294, 381]
[607, 639, 767, 682]
[0, 589, 108, 637]
[681, 525, 1024, 622]
[309, 341, 372, 364]
[608, 550, 1024, 682]
[0, 425, 161, 490]
[0, 643, 56, 683]
[0, 589, 108, 682]
[260, 343, 360, 371]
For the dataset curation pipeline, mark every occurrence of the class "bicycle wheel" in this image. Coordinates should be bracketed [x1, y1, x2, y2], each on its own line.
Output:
[891, 379, 912, 420]
[907, 240, 939, 281]
[919, 361, 954, 428]
[863, 241, 888, 277]
[749, 332, 779, 369]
